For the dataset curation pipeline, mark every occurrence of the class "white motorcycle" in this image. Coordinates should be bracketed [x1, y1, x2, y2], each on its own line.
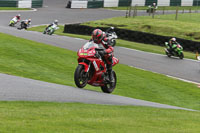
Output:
[105, 27, 118, 47]
[43, 24, 59, 35]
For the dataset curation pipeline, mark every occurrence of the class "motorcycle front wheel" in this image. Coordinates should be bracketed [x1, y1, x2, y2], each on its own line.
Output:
[165, 49, 171, 58]
[179, 52, 184, 59]
[101, 71, 117, 93]
[74, 65, 88, 88]
[9, 23, 14, 27]
[111, 40, 116, 47]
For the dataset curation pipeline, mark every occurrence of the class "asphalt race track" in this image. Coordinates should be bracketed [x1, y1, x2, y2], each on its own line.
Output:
[0, 0, 199, 110]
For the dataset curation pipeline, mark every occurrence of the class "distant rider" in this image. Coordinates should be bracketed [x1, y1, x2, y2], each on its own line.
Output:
[45, 20, 59, 30]
[11, 14, 21, 24]
[21, 19, 31, 29]
[168, 37, 179, 52]
[152, 3, 158, 10]
[148, 3, 158, 12]
[91, 29, 114, 82]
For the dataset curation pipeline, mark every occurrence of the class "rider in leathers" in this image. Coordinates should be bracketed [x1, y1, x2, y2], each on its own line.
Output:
[45, 20, 58, 31]
[11, 14, 21, 24]
[168, 37, 179, 52]
[91, 29, 114, 82]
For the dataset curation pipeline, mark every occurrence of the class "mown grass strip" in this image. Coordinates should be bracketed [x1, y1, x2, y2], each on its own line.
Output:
[0, 7, 30, 10]
[1, 32, 200, 110]
[81, 13, 200, 42]
[28, 25, 197, 60]
[0, 101, 199, 133]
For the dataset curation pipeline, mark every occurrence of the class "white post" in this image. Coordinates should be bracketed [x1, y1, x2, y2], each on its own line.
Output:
[18, 0, 32, 8]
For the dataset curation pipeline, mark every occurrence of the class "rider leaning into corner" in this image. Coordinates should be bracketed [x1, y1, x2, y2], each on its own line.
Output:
[90, 29, 114, 82]
[22, 19, 31, 29]
[12, 14, 21, 24]
[45, 20, 58, 30]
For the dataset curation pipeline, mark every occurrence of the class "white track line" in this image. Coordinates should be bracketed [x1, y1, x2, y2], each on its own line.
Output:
[0, 8, 37, 12]
[129, 65, 200, 85]
[121, 46, 199, 63]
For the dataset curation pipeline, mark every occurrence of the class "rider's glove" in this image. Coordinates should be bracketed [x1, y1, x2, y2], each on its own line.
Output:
[95, 52, 101, 58]
[98, 50, 106, 57]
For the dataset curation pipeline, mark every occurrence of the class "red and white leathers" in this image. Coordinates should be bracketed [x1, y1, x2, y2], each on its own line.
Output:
[12, 15, 20, 23]
[91, 34, 114, 82]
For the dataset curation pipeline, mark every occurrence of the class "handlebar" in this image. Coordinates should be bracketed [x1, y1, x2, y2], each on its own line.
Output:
[95, 48, 104, 51]
[106, 27, 115, 33]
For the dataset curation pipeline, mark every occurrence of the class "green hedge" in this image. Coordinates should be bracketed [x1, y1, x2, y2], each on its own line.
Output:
[193, 0, 200, 6]
[145, 0, 158, 6]
[118, 0, 131, 7]
[0, 0, 18, 7]
[87, 0, 103, 8]
[32, 0, 43, 8]
[170, 0, 181, 6]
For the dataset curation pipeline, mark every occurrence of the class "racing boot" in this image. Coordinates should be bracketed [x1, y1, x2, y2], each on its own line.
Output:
[108, 69, 114, 83]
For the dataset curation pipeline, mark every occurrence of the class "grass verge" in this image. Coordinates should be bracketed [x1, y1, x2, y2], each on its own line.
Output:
[1, 32, 200, 110]
[28, 25, 197, 60]
[0, 7, 30, 10]
[81, 13, 200, 42]
[0, 101, 199, 133]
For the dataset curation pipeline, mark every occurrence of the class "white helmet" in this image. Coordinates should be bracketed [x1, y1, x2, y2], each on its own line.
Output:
[171, 37, 176, 42]
[54, 20, 58, 24]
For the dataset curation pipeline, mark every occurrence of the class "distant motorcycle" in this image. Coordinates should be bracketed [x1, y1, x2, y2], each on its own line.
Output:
[165, 42, 184, 59]
[74, 41, 119, 93]
[9, 20, 16, 27]
[18, 20, 31, 30]
[43, 25, 59, 35]
[147, 7, 156, 13]
[105, 27, 118, 47]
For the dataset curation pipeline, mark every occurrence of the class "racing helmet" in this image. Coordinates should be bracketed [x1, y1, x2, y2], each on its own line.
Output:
[92, 29, 104, 44]
[171, 37, 176, 43]
[16, 14, 21, 19]
[54, 20, 58, 25]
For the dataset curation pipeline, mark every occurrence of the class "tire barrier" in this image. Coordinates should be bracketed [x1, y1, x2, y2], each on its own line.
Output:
[64, 23, 200, 52]
[69, 0, 200, 8]
[0, 0, 43, 8]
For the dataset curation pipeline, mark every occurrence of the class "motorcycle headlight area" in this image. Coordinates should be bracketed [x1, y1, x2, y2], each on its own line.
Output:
[80, 53, 88, 56]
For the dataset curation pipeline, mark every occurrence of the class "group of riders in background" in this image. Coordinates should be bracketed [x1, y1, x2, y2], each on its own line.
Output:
[9, 14, 31, 30]
[9, 14, 59, 34]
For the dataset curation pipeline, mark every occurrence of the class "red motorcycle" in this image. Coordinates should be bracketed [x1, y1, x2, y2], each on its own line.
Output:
[74, 41, 119, 93]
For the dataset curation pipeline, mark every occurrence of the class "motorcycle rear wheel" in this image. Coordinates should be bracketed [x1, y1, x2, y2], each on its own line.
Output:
[101, 71, 116, 93]
[74, 65, 88, 88]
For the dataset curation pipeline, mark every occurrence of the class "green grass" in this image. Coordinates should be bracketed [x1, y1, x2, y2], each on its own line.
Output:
[81, 13, 200, 42]
[28, 25, 197, 60]
[0, 101, 199, 133]
[1, 32, 200, 110]
[105, 6, 200, 11]
[0, 7, 30, 10]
